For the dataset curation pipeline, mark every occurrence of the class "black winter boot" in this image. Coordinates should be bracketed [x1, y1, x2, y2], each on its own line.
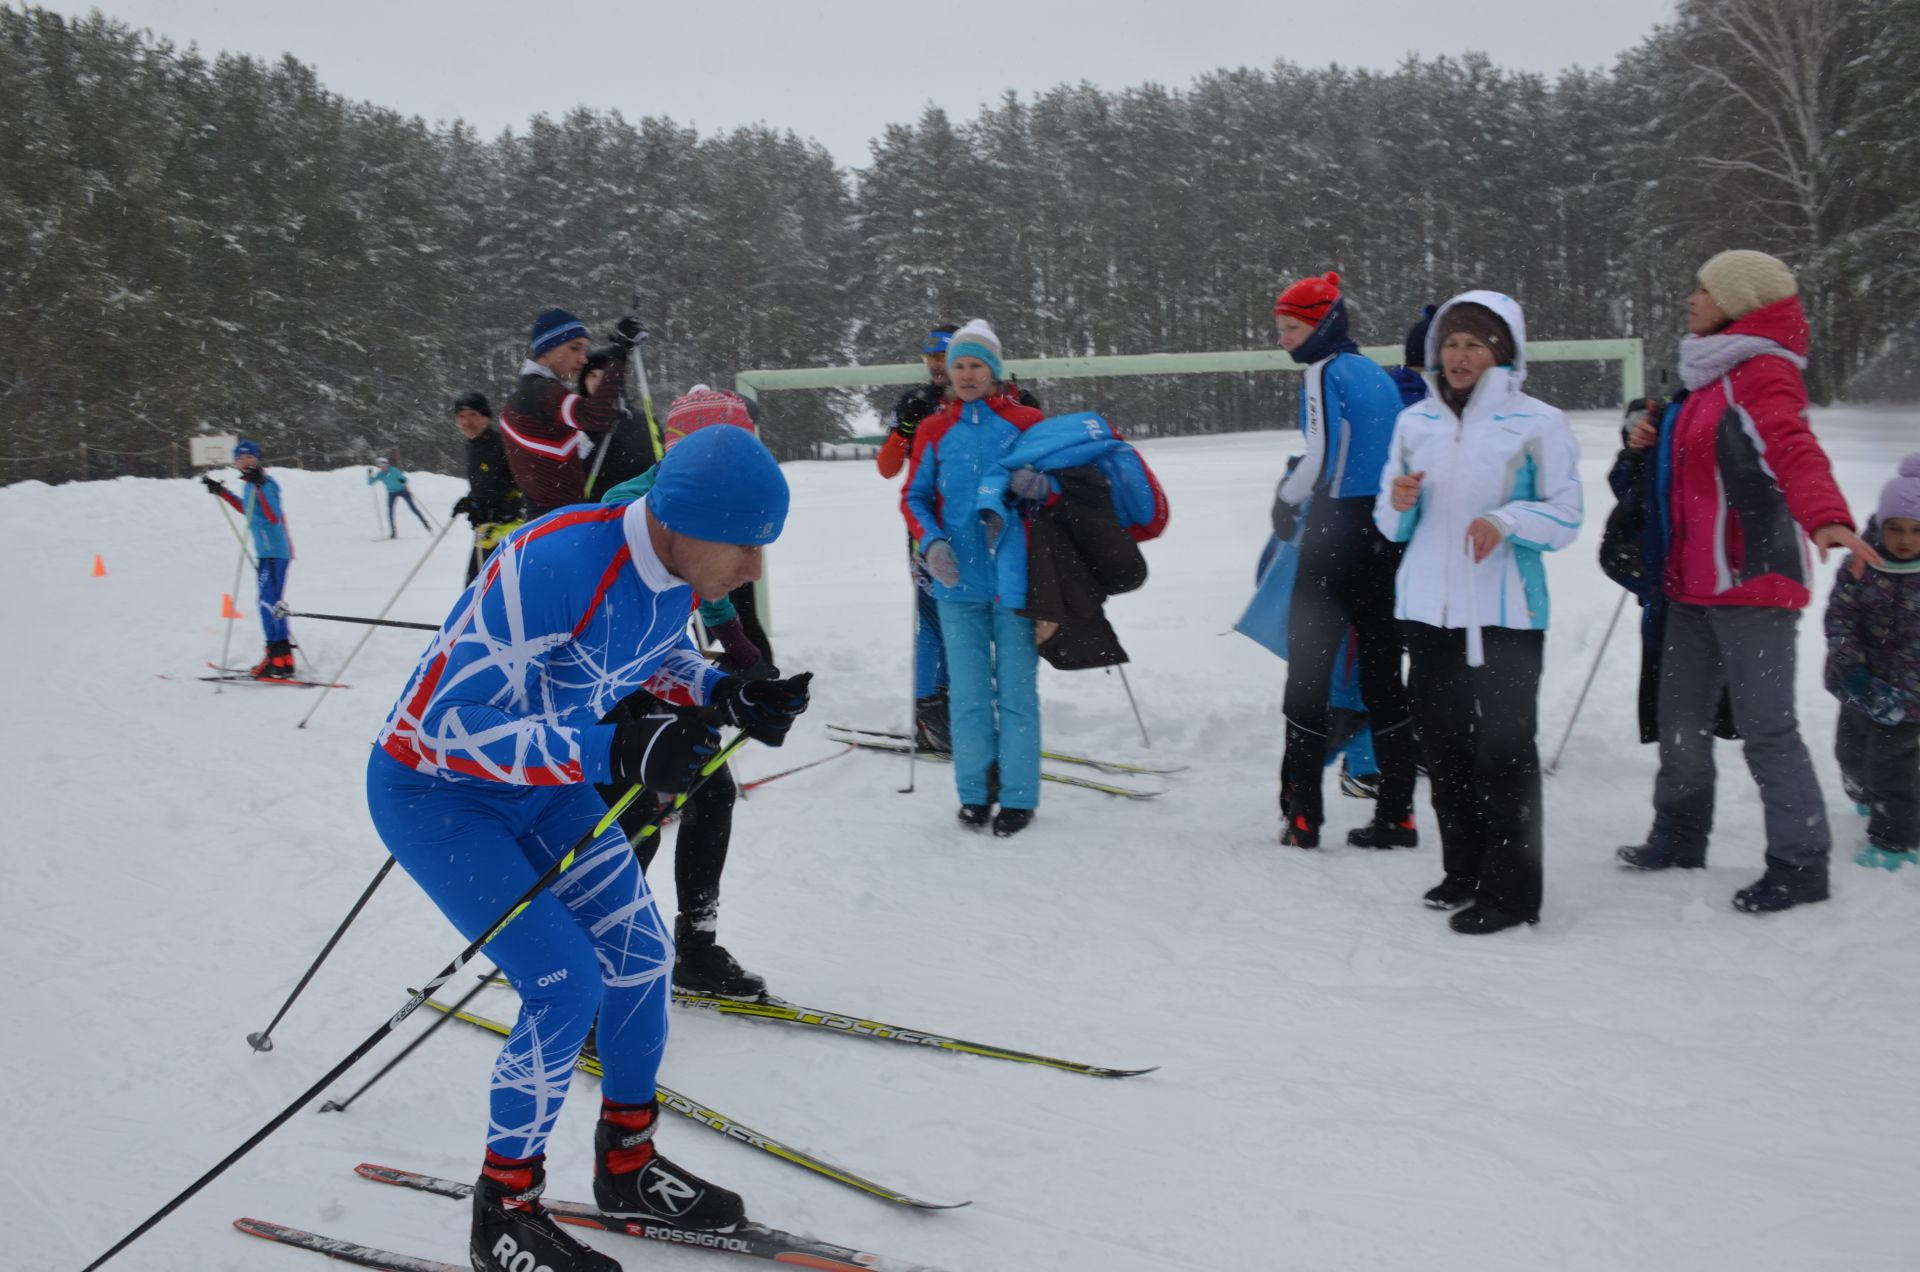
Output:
[471, 1155, 619, 1272]
[1422, 875, 1476, 910]
[1449, 903, 1537, 935]
[250, 639, 295, 679]
[1279, 814, 1320, 849]
[1338, 763, 1382, 800]
[594, 1099, 745, 1231]
[957, 804, 992, 829]
[1347, 815, 1418, 849]
[991, 807, 1033, 837]
[1616, 842, 1706, 871]
[673, 914, 766, 1000]
[1732, 858, 1830, 913]
[914, 688, 951, 753]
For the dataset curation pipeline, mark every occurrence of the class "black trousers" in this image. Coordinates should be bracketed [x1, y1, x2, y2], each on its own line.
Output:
[1836, 706, 1919, 850]
[1405, 623, 1545, 920]
[1281, 496, 1414, 826]
[596, 696, 737, 924]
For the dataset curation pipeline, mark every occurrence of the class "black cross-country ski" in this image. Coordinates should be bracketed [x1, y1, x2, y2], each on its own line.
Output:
[672, 990, 1160, 1078]
[234, 1217, 461, 1271]
[199, 661, 350, 689]
[826, 723, 1187, 775]
[356, 1163, 952, 1271]
[196, 672, 350, 689]
[738, 743, 855, 794]
[427, 1000, 968, 1209]
[830, 734, 1164, 798]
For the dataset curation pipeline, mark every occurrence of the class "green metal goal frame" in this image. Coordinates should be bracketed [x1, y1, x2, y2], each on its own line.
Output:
[733, 338, 1644, 628]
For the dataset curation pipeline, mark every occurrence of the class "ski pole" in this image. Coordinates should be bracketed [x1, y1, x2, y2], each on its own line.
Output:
[1545, 590, 1629, 776]
[316, 970, 491, 1112]
[370, 478, 385, 536]
[630, 329, 665, 462]
[298, 512, 456, 730]
[211, 496, 258, 690]
[901, 577, 918, 794]
[246, 857, 397, 1052]
[79, 732, 751, 1272]
[274, 607, 438, 632]
[214, 532, 248, 694]
[1115, 664, 1152, 749]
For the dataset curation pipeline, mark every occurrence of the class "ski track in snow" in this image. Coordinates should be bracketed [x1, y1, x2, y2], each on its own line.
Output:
[5, 409, 1917, 1271]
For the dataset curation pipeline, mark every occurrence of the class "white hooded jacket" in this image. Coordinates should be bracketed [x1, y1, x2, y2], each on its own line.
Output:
[1371, 290, 1584, 665]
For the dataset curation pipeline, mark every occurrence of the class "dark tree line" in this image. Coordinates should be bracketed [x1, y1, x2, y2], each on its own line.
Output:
[2, 0, 1915, 484]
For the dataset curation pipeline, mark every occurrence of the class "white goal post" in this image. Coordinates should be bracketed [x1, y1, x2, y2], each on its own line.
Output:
[733, 338, 1643, 629]
[734, 338, 1646, 414]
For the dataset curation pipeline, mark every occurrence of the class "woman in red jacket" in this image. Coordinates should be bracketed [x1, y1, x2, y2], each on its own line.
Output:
[1617, 250, 1879, 913]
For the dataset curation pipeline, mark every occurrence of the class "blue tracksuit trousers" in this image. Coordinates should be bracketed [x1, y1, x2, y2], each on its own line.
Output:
[364, 749, 671, 1160]
[937, 599, 1040, 810]
[257, 557, 290, 643]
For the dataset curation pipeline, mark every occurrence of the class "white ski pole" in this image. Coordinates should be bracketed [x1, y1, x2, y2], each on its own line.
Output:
[298, 512, 457, 729]
[901, 578, 919, 794]
[1115, 664, 1151, 749]
[1545, 590, 1629, 776]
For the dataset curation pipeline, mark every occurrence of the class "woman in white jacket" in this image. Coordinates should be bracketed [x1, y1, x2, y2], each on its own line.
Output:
[1375, 291, 1583, 934]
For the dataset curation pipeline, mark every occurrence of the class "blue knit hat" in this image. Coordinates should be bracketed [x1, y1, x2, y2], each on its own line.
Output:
[648, 424, 789, 546]
[945, 318, 1004, 382]
[232, 439, 261, 460]
[529, 307, 589, 358]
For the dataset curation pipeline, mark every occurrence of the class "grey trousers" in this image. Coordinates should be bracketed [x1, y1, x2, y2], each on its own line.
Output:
[1649, 602, 1832, 868]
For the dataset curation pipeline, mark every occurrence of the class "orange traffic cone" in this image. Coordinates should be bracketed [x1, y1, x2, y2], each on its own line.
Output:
[92, 554, 107, 577]
[221, 593, 244, 619]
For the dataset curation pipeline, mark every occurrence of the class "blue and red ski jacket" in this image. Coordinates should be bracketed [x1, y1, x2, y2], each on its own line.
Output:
[210, 471, 291, 560]
[377, 499, 721, 786]
[902, 392, 1044, 604]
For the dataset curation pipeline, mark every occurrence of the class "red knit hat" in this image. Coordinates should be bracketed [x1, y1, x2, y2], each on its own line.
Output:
[1274, 271, 1341, 324]
[664, 386, 755, 450]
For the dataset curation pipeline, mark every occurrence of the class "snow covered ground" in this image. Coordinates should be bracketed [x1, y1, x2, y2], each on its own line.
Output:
[7, 408, 1918, 1272]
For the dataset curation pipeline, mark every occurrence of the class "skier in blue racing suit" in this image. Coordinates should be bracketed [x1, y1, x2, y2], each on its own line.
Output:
[365, 424, 812, 1272]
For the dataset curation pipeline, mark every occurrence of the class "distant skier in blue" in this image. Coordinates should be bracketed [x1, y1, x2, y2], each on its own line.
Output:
[201, 439, 294, 678]
[367, 456, 432, 537]
[365, 424, 812, 1272]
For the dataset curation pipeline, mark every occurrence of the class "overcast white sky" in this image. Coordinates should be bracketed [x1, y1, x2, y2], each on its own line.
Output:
[47, 0, 1678, 169]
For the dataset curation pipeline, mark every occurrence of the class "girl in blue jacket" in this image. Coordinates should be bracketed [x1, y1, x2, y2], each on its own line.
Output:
[904, 318, 1046, 835]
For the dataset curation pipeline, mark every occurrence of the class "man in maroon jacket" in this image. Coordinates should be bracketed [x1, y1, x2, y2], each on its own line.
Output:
[500, 308, 641, 517]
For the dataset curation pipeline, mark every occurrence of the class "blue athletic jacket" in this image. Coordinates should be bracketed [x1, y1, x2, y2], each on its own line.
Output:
[367, 465, 410, 494]
[377, 500, 721, 786]
[1274, 302, 1404, 505]
[974, 412, 1169, 609]
[210, 472, 291, 559]
[903, 394, 1044, 604]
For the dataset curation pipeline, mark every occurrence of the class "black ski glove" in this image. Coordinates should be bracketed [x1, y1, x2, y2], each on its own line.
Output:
[1270, 490, 1299, 541]
[201, 475, 225, 496]
[609, 315, 646, 352]
[896, 395, 936, 440]
[709, 671, 813, 747]
[452, 495, 473, 520]
[609, 711, 721, 794]
[240, 466, 267, 485]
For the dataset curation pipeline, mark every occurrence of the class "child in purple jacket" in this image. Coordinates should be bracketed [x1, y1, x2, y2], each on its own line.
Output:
[1825, 453, 1920, 868]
